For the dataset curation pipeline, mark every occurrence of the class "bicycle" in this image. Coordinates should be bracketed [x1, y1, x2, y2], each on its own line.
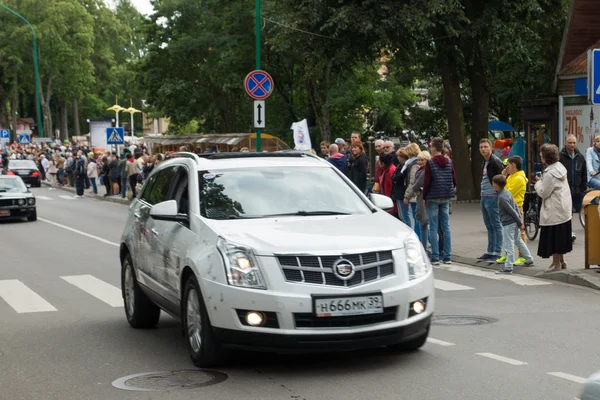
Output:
[523, 188, 541, 241]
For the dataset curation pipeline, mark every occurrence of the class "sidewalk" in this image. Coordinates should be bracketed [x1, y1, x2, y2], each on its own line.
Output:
[41, 180, 130, 205]
[449, 202, 600, 290]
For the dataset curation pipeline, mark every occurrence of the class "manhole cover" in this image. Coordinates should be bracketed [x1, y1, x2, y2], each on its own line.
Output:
[432, 315, 497, 326]
[111, 370, 228, 392]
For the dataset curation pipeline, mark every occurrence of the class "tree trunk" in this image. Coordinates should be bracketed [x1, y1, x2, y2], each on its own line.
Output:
[467, 47, 490, 190]
[434, 26, 476, 200]
[439, 61, 476, 200]
[306, 76, 331, 143]
[72, 99, 81, 137]
[40, 77, 53, 140]
[11, 75, 18, 143]
[61, 102, 69, 141]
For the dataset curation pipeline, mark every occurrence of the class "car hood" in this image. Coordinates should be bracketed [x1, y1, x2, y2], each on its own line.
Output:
[0, 192, 32, 199]
[204, 211, 411, 255]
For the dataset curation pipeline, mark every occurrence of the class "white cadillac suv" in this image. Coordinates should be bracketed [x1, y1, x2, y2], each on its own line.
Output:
[119, 151, 434, 367]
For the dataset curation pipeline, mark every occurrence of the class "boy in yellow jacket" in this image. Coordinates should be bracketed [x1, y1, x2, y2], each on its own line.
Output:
[497, 156, 529, 265]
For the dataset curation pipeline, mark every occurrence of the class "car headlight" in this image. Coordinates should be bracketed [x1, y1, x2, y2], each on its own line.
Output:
[27, 198, 35, 205]
[217, 237, 266, 289]
[18, 199, 25, 206]
[405, 232, 429, 280]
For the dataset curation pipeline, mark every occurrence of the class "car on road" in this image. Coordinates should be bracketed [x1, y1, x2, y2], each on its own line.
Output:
[119, 151, 434, 367]
[0, 175, 37, 221]
[4, 159, 42, 187]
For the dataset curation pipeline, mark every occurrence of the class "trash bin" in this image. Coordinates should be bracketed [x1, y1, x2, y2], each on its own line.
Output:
[583, 190, 600, 269]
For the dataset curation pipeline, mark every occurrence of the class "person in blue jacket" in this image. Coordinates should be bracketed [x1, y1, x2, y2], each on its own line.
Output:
[327, 144, 348, 175]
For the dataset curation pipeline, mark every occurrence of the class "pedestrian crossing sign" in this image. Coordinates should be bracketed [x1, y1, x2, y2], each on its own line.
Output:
[18, 134, 30, 145]
[106, 127, 124, 145]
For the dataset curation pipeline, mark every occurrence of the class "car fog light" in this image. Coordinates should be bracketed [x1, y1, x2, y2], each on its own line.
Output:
[246, 311, 264, 326]
[412, 300, 425, 314]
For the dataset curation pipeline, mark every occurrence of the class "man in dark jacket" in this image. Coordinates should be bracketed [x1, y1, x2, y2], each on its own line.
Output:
[560, 134, 586, 241]
[559, 134, 587, 213]
[327, 144, 348, 174]
[477, 138, 505, 262]
[423, 137, 456, 265]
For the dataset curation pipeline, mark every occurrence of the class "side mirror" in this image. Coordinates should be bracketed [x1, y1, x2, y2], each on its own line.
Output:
[150, 200, 189, 223]
[369, 193, 394, 211]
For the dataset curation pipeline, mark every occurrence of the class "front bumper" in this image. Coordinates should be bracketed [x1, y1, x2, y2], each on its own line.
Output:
[214, 315, 431, 353]
[200, 250, 434, 352]
[0, 206, 35, 219]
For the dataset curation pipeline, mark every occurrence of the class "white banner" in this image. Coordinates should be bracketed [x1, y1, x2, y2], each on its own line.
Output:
[291, 119, 311, 151]
[564, 105, 600, 154]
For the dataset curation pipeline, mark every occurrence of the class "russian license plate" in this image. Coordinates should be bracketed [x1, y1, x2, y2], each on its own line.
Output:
[0, 210, 10, 216]
[313, 294, 383, 317]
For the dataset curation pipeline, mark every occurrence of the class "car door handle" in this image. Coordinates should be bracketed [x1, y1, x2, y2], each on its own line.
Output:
[151, 229, 159, 235]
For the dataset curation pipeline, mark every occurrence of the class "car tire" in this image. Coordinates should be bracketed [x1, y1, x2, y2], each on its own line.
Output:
[121, 253, 160, 329]
[183, 274, 229, 368]
[387, 325, 429, 352]
[27, 209, 37, 222]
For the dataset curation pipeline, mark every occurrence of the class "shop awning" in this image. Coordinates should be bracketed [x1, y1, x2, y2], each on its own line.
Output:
[488, 120, 514, 131]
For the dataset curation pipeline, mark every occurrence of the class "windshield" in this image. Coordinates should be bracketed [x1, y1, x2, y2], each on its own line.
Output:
[0, 177, 27, 193]
[199, 167, 371, 220]
[9, 160, 36, 169]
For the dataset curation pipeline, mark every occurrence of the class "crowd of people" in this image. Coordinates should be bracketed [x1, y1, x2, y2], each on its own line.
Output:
[3, 131, 598, 272]
[321, 134, 455, 266]
[0, 139, 166, 199]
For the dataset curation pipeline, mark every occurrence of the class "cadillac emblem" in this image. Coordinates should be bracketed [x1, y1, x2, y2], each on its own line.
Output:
[332, 258, 356, 281]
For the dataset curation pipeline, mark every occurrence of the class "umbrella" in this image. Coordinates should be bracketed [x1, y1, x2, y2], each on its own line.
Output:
[488, 120, 514, 131]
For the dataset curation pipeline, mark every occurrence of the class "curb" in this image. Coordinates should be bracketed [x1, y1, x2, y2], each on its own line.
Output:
[452, 254, 600, 291]
[41, 181, 130, 205]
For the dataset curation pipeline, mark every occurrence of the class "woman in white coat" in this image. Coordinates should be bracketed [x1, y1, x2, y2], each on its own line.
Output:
[534, 144, 573, 272]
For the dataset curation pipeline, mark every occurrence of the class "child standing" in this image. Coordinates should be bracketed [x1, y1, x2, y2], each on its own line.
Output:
[492, 174, 534, 274]
[496, 156, 529, 265]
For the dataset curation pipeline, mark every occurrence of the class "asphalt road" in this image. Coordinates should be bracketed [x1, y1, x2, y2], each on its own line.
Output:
[0, 187, 598, 400]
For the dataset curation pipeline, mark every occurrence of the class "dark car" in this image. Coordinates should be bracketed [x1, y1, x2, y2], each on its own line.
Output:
[5, 159, 42, 187]
[0, 176, 36, 221]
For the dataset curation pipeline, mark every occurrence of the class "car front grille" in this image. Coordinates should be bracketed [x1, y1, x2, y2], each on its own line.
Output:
[294, 306, 398, 328]
[0, 199, 19, 207]
[277, 251, 395, 287]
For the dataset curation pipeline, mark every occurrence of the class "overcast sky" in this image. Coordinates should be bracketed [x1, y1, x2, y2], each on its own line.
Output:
[130, 0, 154, 15]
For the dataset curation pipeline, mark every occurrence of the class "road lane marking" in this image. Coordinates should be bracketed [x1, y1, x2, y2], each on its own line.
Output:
[39, 218, 119, 247]
[435, 264, 552, 286]
[547, 372, 588, 384]
[434, 279, 474, 291]
[475, 352, 527, 366]
[35, 196, 53, 201]
[59, 195, 75, 200]
[0, 280, 57, 313]
[426, 338, 456, 346]
[61, 275, 123, 307]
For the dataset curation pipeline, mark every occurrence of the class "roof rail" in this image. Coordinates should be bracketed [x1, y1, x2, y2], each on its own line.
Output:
[188, 151, 322, 161]
[165, 152, 203, 163]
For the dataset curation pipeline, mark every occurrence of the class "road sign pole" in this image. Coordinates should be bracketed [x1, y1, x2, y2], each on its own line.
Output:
[255, 0, 261, 152]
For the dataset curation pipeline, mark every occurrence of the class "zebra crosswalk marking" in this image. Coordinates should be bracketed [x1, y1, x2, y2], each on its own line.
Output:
[0, 280, 57, 313]
[61, 275, 123, 307]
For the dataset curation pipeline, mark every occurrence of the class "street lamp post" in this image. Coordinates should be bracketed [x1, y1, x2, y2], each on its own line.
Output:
[125, 99, 141, 137]
[107, 96, 125, 127]
[0, 2, 44, 138]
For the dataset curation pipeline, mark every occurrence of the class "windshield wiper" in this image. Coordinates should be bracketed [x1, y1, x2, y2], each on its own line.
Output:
[264, 211, 351, 217]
